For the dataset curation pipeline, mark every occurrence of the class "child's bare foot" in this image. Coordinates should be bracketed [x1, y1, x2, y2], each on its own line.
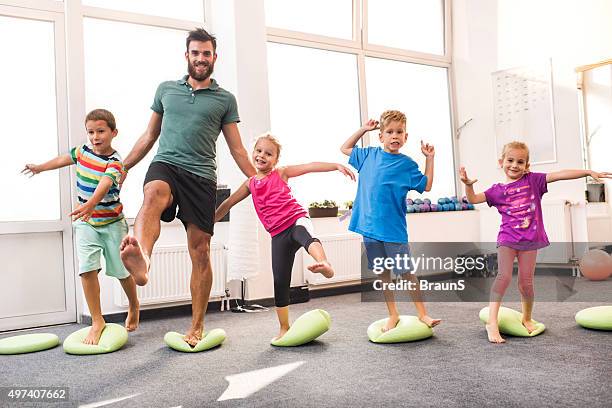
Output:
[120, 236, 149, 286]
[83, 319, 105, 345]
[382, 315, 400, 332]
[273, 326, 290, 342]
[125, 302, 140, 332]
[307, 261, 334, 278]
[183, 326, 203, 347]
[522, 319, 537, 333]
[485, 324, 506, 344]
[419, 315, 442, 328]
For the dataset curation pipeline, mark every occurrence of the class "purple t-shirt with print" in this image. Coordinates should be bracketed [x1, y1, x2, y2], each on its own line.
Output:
[484, 172, 550, 250]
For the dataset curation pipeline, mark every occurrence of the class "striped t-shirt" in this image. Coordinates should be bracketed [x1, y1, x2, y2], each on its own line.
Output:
[70, 145, 125, 226]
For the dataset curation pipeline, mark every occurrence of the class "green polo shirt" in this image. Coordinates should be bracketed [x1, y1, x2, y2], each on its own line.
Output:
[151, 76, 240, 182]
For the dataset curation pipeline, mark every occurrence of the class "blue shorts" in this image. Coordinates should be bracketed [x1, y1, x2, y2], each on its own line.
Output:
[363, 236, 413, 276]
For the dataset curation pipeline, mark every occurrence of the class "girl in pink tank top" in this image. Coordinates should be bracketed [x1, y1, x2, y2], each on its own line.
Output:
[215, 133, 355, 342]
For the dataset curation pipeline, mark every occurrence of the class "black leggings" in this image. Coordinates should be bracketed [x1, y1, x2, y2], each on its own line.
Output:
[271, 223, 320, 307]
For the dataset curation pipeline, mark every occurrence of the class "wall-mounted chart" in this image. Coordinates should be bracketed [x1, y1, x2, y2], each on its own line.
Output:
[492, 60, 556, 164]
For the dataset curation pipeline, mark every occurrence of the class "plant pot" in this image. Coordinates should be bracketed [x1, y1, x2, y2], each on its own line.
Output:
[308, 207, 338, 218]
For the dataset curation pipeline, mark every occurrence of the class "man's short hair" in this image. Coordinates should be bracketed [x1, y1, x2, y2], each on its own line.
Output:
[186, 27, 217, 52]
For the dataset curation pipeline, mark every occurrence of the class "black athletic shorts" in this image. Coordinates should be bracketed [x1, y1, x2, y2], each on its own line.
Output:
[143, 161, 216, 235]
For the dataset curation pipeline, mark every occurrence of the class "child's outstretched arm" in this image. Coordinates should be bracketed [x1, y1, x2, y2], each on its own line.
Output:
[421, 141, 435, 192]
[340, 119, 379, 156]
[22, 154, 73, 176]
[459, 166, 487, 204]
[214, 180, 251, 223]
[70, 176, 114, 222]
[280, 162, 355, 181]
[546, 169, 612, 183]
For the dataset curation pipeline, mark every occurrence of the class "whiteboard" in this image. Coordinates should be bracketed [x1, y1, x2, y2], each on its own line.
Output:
[492, 60, 556, 164]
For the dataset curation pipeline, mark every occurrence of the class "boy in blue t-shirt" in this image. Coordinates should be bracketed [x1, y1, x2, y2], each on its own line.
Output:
[341, 110, 441, 332]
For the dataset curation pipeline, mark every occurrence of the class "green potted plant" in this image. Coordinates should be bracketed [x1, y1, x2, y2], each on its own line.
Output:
[308, 200, 338, 218]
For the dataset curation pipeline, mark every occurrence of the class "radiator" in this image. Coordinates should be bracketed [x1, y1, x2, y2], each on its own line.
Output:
[539, 199, 574, 263]
[303, 233, 362, 285]
[114, 243, 227, 307]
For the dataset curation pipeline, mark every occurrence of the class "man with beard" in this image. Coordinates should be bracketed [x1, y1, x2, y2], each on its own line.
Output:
[119, 28, 255, 346]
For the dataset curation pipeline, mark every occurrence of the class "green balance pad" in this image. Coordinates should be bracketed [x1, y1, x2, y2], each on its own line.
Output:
[479, 306, 545, 337]
[367, 316, 433, 343]
[0, 333, 60, 355]
[575, 306, 612, 330]
[164, 329, 226, 352]
[271, 309, 331, 347]
[63, 323, 128, 355]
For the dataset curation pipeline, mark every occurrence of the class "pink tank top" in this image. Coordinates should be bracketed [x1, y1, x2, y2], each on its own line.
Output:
[249, 169, 308, 236]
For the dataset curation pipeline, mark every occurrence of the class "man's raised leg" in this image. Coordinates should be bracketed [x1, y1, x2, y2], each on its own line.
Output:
[120, 180, 173, 286]
[183, 223, 213, 346]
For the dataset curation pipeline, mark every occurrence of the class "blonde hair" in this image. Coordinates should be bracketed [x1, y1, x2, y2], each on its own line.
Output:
[501, 141, 530, 162]
[255, 132, 282, 158]
[379, 110, 407, 132]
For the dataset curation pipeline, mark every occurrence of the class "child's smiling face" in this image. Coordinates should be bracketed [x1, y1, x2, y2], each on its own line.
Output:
[252, 138, 279, 172]
[379, 120, 407, 154]
[499, 148, 530, 181]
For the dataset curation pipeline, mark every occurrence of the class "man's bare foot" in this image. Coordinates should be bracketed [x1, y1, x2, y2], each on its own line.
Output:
[272, 326, 290, 342]
[120, 236, 149, 286]
[83, 319, 105, 345]
[183, 327, 203, 347]
[522, 319, 537, 333]
[419, 315, 442, 328]
[307, 261, 334, 279]
[382, 315, 400, 332]
[125, 302, 140, 332]
[485, 324, 506, 344]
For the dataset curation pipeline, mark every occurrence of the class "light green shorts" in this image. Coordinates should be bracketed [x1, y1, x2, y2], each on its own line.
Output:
[74, 219, 129, 279]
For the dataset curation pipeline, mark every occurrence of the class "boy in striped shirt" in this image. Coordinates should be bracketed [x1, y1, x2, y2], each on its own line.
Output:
[23, 109, 139, 345]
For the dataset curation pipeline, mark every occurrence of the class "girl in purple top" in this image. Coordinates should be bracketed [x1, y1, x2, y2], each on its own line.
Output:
[215, 134, 355, 341]
[461, 141, 611, 344]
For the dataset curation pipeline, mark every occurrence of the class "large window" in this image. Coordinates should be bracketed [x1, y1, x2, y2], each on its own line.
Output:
[365, 57, 454, 199]
[266, 43, 361, 205]
[83, 18, 187, 217]
[264, 0, 353, 40]
[367, 0, 445, 55]
[265, 0, 455, 206]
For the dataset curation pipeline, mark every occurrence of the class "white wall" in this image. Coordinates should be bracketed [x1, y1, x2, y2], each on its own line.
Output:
[452, 0, 612, 242]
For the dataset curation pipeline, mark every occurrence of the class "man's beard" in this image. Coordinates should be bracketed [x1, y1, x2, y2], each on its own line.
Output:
[188, 60, 214, 81]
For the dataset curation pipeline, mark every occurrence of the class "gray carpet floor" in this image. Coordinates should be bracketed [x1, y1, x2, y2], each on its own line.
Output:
[1, 293, 611, 408]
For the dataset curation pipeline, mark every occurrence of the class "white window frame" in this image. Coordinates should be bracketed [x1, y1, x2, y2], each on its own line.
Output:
[265, 0, 459, 194]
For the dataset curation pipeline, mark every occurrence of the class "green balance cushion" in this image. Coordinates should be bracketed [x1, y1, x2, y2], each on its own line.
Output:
[164, 328, 226, 352]
[367, 315, 433, 343]
[575, 306, 612, 330]
[63, 323, 128, 355]
[479, 306, 545, 337]
[271, 309, 331, 347]
[0, 333, 60, 355]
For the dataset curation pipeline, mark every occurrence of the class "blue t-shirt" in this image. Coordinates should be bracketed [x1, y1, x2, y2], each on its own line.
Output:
[348, 146, 427, 243]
